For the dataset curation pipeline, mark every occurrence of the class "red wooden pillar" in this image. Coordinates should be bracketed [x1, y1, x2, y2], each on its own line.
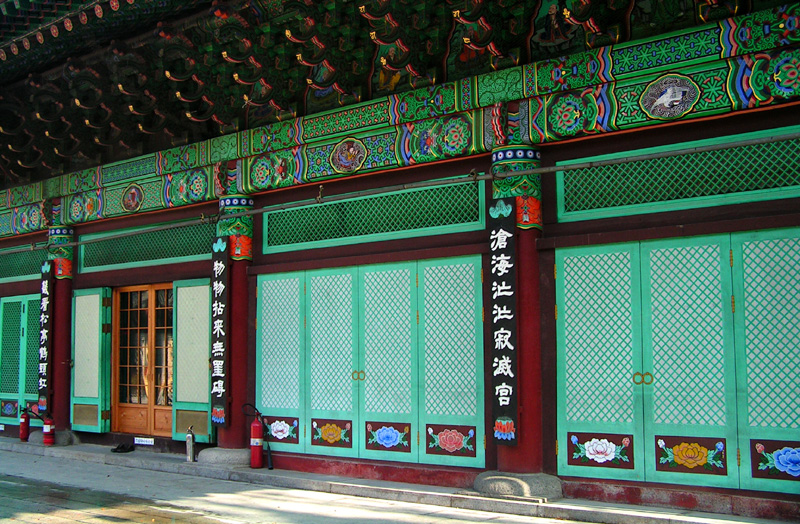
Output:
[497, 226, 543, 472]
[218, 259, 249, 448]
[490, 135, 544, 473]
[51, 277, 73, 430]
[216, 195, 253, 449]
[48, 223, 75, 431]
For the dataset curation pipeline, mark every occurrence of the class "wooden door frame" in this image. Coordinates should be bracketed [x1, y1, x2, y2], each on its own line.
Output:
[111, 283, 173, 436]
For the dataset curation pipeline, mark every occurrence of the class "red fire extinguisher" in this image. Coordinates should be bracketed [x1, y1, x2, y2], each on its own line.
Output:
[250, 413, 264, 469]
[19, 408, 29, 442]
[42, 415, 55, 446]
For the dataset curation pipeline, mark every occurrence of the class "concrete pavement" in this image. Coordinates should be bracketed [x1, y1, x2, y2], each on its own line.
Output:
[0, 437, 788, 524]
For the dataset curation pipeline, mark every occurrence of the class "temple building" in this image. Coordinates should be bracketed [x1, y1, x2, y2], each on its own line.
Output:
[0, 0, 798, 519]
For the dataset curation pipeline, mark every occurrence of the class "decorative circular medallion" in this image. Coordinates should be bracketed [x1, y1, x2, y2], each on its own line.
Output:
[22, 38, 30, 50]
[64, 18, 73, 31]
[10, 43, 18, 55]
[79, 12, 88, 24]
[122, 184, 143, 213]
[0, 50, 6, 61]
[110, 0, 120, 10]
[51, 25, 59, 37]
[639, 73, 700, 120]
[36, 32, 44, 44]
[330, 138, 367, 173]
[94, 5, 104, 18]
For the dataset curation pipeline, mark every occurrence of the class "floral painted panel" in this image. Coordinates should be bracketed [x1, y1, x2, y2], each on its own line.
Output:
[751, 439, 800, 481]
[365, 421, 412, 453]
[567, 432, 634, 469]
[655, 435, 728, 476]
[310, 418, 352, 448]
[425, 424, 477, 458]
[264, 416, 300, 445]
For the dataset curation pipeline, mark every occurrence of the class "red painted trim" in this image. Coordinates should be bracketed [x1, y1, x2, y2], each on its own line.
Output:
[0, 279, 40, 297]
[217, 260, 249, 448]
[562, 480, 800, 521]
[268, 452, 481, 488]
[538, 205, 800, 250]
[52, 278, 72, 430]
[73, 201, 219, 237]
[252, 238, 487, 275]
[497, 228, 543, 473]
[538, 249, 558, 476]
[72, 260, 210, 290]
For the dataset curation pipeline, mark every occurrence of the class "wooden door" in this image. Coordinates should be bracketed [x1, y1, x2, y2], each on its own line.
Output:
[113, 284, 173, 436]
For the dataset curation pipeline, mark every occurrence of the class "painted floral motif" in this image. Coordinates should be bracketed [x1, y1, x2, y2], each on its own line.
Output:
[548, 94, 584, 136]
[268, 420, 298, 440]
[368, 424, 409, 449]
[313, 421, 350, 444]
[572, 435, 630, 465]
[756, 444, 800, 477]
[494, 417, 515, 441]
[428, 427, 474, 453]
[658, 439, 724, 470]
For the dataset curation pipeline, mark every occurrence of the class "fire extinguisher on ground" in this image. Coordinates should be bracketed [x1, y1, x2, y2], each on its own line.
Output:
[244, 403, 273, 470]
[42, 415, 55, 446]
[19, 408, 29, 442]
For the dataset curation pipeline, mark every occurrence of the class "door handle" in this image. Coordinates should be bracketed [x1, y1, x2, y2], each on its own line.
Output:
[632, 372, 643, 385]
[351, 370, 366, 381]
[633, 372, 654, 385]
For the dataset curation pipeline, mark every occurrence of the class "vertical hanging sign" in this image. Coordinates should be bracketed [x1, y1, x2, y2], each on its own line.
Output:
[489, 199, 518, 444]
[38, 261, 54, 416]
[211, 237, 229, 427]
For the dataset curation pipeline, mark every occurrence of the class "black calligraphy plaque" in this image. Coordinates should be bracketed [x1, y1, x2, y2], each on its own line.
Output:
[488, 198, 518, 445]
[210, 237, 229, 427]
[38, 262, 54, 417]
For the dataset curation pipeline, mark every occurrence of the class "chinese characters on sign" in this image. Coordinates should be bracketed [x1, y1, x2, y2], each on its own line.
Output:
[489, 199, 518, 444]
[38, 262, 54, 416]
[211, 237, 229, 427]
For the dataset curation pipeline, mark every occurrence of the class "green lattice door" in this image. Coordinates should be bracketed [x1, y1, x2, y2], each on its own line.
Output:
[641, 237, 739, 488]
[556, 244, 644, 480]
[71, 288, 112, 432]
[306, 267, 360, 457]
[0, 294, 41, 426]
[359, 262, 419, 461]
[733, 228, 800, 495]
[172, 279, 213, 443]
[255, 256, 485, 467]
[256, 272, 306, 452]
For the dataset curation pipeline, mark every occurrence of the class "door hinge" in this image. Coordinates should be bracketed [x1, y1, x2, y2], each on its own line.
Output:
[480, 268, 484, 284]
[417, 431, 420, 446]
[731, 295, 735, 313]
[416, 273, 419, 288]
[102, 297, 112, 308]
[101, 410, 111, 420]
[483, 435, 486, 449]
[554, 304, 558, 320]
[554, 264, 557, 280]
[556, 439, 559, 456]
[737, 448, 741, 466]
[416, 311, 419, 325]
[482, 307, 485, 323]
[102, 324, 112, 334]
[730, 249, 734, 268]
